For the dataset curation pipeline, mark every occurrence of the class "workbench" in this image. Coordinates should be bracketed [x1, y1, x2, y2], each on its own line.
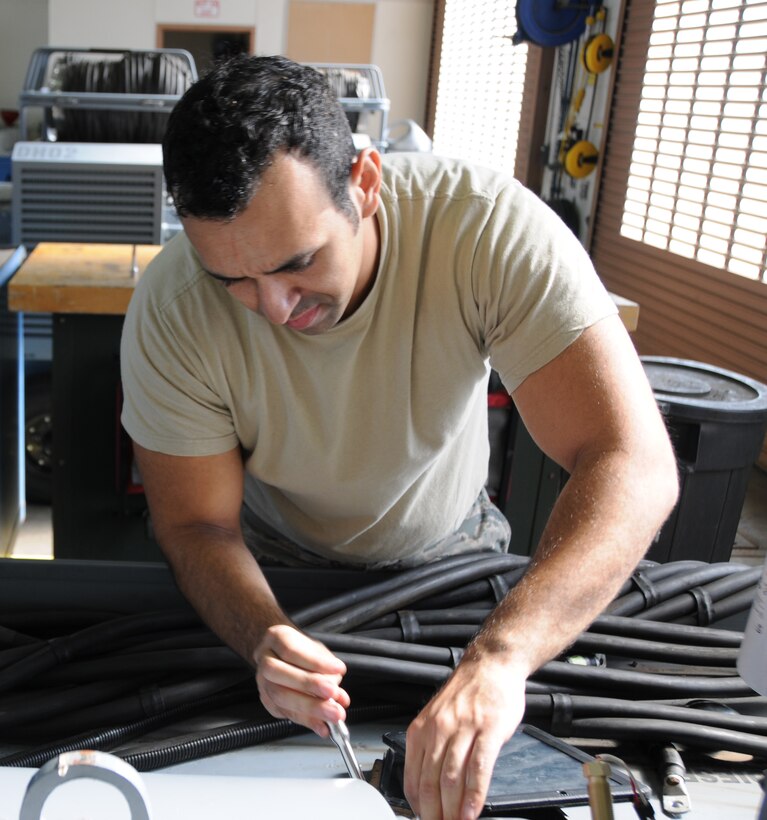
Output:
[9, 242, 162, 560]
[8, 241, 640, 561]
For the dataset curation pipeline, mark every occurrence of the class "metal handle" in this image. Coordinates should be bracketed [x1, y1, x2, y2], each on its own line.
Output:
[19, 750, 153, 820]
[327, 720, 365, 781]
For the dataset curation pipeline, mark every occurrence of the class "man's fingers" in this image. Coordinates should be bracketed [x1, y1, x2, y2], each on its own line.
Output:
[438, 732, 476, 820]
[403, 723, 427, 814]
[404, 730, 503, 820]
[257, 672, 347, 732]
[253, 624, 350, 735]
[261, 624, 347, 675]
[460, 733, 506, 820]
[259, 652, 346, 701]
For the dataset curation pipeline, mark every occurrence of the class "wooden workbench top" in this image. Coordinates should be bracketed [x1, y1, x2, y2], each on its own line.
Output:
[8, 242, 162, 315]
[8, 240, 640, 330]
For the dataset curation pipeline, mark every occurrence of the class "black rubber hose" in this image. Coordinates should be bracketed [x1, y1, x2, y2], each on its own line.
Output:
[533, 660, 754, 698]
[559, 717, 767, 758]
[0, 678, 144, 730]
[589, 614, 742, 647]
[610, 561, 709, 600]
[324, 624, 737, 668]
[0, 611, 202, 694]
[564, 633, 738, 667]
[41, 647, 248, 685]
[358, 607, 493, 631]
[655, 696, 767, 716]
[673, 586, 761, 626]
[0, 625, 38, 648]
[311, 631, 455, 666]
[636, 567, 761, 621]
[309, 555, 526, 632]
[13, 673, 252, 740]
[523, 693, 767, 734]
[0, 680, 254, 769]
[352, 625, 479, 644]
[607, 564, 752, 617]
[120, 702, 407, 772]
[335, 651, 451, 686]
[358, 608, 743, 647]
[0, 610, 122, 635]
[291, 552, 511, 627]
[119, 630, 222, 654]
[333, 649, 753, 698]
[349, 625, 740, 667]
[0, 643, 47, 671]
[408, 567, 527, 610]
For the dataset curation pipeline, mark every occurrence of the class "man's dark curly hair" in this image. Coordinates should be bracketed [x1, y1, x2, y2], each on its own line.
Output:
[163, 54, 358, 222]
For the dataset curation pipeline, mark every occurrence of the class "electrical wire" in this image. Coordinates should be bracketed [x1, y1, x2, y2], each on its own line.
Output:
[0, 554, 765, 772]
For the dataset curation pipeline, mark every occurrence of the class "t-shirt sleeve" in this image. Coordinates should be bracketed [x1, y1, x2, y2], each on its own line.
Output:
[471, 181, 617, 393]
[120, 258, 240, 457]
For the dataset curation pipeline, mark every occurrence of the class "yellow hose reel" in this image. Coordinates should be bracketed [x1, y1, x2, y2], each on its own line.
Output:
[583, 33, 614, 74]
[564, 140, 599, 179]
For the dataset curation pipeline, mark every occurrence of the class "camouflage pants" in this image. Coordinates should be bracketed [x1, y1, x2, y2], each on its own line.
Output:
[241, 488, 511, 570]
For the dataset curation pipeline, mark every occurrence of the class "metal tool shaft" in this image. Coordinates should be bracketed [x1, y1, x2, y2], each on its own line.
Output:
[327, 719, 365, 781]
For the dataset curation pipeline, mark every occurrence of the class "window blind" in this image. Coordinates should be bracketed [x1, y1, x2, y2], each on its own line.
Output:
[620, 0, 767, 283]
[431, 0, 528, 174]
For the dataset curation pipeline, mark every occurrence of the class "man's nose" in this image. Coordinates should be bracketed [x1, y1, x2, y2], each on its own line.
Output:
[256, 277, 300, 325]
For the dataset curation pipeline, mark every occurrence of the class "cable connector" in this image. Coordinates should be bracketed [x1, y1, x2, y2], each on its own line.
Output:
[657, 745, 691, 816]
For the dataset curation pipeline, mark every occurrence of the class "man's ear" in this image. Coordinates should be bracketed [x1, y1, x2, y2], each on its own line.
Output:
[350, 147, 382, 218]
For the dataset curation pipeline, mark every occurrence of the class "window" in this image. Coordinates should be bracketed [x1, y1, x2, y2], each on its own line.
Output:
[620, 0, 767, 283]
[431, 0, 528, 174]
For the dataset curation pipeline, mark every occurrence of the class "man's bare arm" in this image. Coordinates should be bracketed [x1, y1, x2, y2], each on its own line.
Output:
[133, 444, 349, 735]
[404, 315, 680, 820]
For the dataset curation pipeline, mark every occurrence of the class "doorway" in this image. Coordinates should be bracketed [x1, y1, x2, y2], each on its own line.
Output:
[156, 25, 254, 75]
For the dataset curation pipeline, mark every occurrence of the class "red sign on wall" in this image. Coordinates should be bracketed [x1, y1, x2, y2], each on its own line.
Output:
[194, 0, 220, 18]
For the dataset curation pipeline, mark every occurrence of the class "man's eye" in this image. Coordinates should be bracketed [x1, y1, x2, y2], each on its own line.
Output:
[289, 255, 315, 273]
[220, 277, 246, 288]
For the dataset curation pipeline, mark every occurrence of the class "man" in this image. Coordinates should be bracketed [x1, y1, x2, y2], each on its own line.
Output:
[121, 55, 678, 820]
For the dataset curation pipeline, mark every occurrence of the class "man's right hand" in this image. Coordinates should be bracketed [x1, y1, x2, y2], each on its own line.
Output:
[255, 623, 351, 736]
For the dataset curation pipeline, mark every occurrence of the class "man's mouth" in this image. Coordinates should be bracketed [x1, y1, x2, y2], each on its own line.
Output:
[286, 303, 323, 331]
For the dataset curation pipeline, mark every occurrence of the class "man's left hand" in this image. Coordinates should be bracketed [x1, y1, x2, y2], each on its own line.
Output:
[403, 656, 526, 820]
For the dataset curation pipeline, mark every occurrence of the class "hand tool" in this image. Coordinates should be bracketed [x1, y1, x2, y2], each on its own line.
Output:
[327, 719, 365, 781]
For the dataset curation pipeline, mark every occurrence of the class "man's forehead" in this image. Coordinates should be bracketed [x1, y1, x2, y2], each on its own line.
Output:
[183, 210, 323, 277]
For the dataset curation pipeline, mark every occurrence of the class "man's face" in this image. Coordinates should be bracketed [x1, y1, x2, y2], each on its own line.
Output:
[182, 151, 380, 335]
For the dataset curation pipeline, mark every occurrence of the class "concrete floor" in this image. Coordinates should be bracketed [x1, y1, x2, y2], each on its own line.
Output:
[731, 465, 767, 566]
[9, 466, 767, 565]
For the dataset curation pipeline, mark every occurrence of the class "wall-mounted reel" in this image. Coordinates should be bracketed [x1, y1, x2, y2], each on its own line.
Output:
[562, 137, 600, 179]
[514, 0, 591, 46]
[583, 32, 615, 74]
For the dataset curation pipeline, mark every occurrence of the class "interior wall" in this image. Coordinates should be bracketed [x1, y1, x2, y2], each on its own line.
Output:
[370, 0, 432, 126]
[0, 0, 49, 111]
[287, 2, 376, 63]
[49, 0, 156, 48]
[40, 0, 430, 125]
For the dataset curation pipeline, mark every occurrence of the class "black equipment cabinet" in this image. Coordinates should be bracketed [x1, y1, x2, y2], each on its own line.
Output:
[642, 357, 767, 564]
[51, 312, 161, 561]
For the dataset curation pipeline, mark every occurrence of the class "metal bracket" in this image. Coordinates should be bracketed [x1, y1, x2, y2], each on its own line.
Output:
[19, 750, 153, 820]
[661, 774, 691, 816]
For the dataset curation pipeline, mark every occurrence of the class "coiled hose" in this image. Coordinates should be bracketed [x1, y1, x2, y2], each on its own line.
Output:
[0, 553, 765, 770]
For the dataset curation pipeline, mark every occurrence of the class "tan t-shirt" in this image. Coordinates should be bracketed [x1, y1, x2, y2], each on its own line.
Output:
[120, 153, 616, 566]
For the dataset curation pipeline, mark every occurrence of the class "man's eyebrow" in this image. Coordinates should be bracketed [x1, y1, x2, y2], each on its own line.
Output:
[202, 248, 319, 282]
[204, 269, 245, 283]
[265, 249, 318, 274]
